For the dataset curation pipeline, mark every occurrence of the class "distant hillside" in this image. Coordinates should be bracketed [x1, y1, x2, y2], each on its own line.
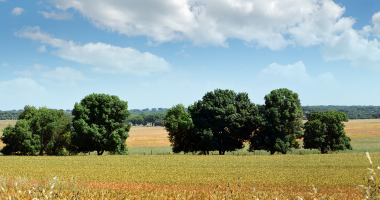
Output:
[1, 106, 379, 120]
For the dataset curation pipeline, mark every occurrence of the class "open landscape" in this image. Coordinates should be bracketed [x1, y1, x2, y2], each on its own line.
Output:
[1, 119, 380, 199]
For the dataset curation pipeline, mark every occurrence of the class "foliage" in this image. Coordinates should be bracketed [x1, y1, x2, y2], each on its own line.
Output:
[0, 105, 71, 155]
[302, 106, 380, 120]
[71, 93, 131, 155]
[303, 111, 352, 154]
[249, 88, 303, 155]
[127, 113, 165, 126]
[188, 89, 260, 155]
[164, 104, 200, 153]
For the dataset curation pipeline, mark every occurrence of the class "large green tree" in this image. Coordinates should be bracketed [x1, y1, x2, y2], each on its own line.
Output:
[71, 93, 131, 155]
[303, 111, 352, 154]
[188, 89, 260, 155]
[249, 88, 303, 155]
[0, 105, 71, 155]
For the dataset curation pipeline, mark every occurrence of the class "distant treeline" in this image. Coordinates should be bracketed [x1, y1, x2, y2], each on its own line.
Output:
[1, 106, 380, 120]
[302, 106, 380, 119]
[0, 110, 73, 120]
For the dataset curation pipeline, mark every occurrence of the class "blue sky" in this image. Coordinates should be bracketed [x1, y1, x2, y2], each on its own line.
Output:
[1, 0, 380, 110]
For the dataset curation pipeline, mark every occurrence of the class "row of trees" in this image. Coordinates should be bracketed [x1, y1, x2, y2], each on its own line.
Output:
[1, 93, 131, 155]
[164, 88, 352, 155]
[127, 113, 165, 126]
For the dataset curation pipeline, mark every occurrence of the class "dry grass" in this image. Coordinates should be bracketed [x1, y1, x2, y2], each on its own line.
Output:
[343, 119, 380, 138]
[0, 153, 374, 199]
[127, 126, 170, 146]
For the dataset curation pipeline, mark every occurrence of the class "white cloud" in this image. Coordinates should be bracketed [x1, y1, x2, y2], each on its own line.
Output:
[13, 64, 88, 86]
[48, 0, 353, 49]
[37, 45, 47, 52]
[40, 67, 90, 85]
[373, 12, 380, 38]
[250, 61, 341, 105]
[48, 0, 380, 69]
[14, 69, 35, 76]
[0, 78, 48, 104]
[175, 49, 192, 58]
[257, 61, 338, 94]
[38, 10, 72, 20]
[11, 7, 24, 16]
[34, 63, 49, 70]
[2, 63, 9, 67]
[15, 26, 171, 76]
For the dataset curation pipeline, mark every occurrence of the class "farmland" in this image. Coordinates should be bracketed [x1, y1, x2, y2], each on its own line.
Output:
[1, 119, 380, 199]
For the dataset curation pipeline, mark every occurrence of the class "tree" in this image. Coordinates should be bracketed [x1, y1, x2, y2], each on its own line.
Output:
[164, 104, 213, 154]
[249, 88, 303, 155]
[0, 105, 71, 155]
[303, 111, 352, 154]
[188, 89, 260, 155]
[71, 93, 131, 155]
[154, 118, 164, 126]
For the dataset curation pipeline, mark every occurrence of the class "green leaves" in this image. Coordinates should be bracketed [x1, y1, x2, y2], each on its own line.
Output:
[71, 93, 131, 155]
[249, 88, 303, 155]
[303, 111, 352, 154]
[0, 106, 70, 155]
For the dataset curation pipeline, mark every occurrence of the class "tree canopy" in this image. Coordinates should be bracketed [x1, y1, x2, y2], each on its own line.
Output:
[0, 105, 71, 155]
[70, 93, 131, 155]
[249, 88, 303, 155]
[188, 89, 260, 155]
[303, 111, 352, 154]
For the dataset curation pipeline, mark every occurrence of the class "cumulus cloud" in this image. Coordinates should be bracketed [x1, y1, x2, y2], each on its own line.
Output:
[48, 0, 380, 69]
[15, 26, 171, 76]
[0, 78, 48, 105]
[37, 45, 47, 52]
[38, 10, 72, 20]
[48, 0, 352, 49]
[11, 7, 24, 16]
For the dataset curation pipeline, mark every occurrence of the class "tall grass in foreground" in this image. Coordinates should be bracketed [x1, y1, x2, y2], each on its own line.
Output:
[0, 176, 330, 199]
[356, 152, 380, 199]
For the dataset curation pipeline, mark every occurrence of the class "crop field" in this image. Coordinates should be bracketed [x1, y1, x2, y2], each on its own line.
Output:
[1, 119, 380, 199]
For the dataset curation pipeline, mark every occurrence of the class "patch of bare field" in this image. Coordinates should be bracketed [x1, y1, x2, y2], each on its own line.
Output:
[343, 119, 380, 138]
[0, 120, 17, 146]
[127, 126, 170, 146]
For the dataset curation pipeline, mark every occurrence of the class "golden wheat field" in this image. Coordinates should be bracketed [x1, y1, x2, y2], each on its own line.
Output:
[1, 119, 380, 199]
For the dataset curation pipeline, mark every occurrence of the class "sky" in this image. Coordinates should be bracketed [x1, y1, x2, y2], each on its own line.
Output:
[1, 0, 380, 111]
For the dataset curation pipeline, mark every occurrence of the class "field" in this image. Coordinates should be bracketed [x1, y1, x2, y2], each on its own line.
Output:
[1, 119, 380, 199]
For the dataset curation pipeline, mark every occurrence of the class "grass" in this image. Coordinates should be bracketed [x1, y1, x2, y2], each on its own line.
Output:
[1, 119, 380, 199]
[0, 153, 373, 199]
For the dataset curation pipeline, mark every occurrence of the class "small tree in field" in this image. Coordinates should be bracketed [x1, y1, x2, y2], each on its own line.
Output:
[249, 88, 303, 155]
[303, 111, 352, 154]
[71, 93, 131, 155]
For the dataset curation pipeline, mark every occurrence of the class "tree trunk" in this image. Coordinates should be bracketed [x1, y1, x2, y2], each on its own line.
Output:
[270, 150, 275, 155]
[97, 150, 104, 155]
[39, 149, 44, 156]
